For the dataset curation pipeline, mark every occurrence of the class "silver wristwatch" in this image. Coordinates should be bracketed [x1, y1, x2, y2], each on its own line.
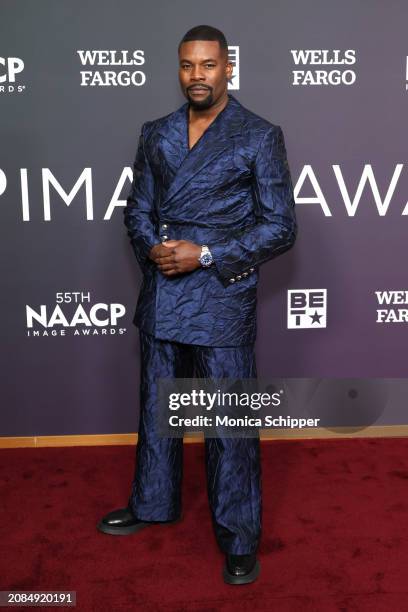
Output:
[198, 244, 213, 268]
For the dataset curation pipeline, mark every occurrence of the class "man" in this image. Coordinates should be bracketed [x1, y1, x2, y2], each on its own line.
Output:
[97, 24, 297, 585]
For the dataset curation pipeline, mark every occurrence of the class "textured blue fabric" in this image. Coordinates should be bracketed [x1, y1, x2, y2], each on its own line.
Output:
[124, 93, 297, 347]
[128, 330, 261, 554]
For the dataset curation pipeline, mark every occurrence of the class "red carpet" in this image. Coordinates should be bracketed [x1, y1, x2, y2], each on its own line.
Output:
[1, 438, 408, 611]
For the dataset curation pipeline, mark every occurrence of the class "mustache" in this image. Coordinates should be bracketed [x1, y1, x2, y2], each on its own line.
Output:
[187, 85, 212, 91]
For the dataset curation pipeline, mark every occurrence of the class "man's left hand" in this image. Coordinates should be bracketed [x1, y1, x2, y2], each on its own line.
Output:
[155, 240, 202, 276]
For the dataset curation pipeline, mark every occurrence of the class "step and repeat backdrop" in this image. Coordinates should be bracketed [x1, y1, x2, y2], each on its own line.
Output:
[1, 0, 407, 437]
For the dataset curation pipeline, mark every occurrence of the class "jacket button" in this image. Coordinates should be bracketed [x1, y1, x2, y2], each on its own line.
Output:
[161, 235, 168, 241]
[242, 272, 248, 277]
[236, 275, 241, 281]
[161, 224, 168, 229]
[249, 267, 255, 273]
[229, 278, 235, 283]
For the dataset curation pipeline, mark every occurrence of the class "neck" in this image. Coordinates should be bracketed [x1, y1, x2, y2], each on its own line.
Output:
[188, 92, 229, 122]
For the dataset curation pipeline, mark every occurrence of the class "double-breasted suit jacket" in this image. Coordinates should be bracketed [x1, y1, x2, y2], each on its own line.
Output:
[124, 93, 297, 347]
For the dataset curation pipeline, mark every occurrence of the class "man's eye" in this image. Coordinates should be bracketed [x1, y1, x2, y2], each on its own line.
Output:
[205, 64, 215, 68]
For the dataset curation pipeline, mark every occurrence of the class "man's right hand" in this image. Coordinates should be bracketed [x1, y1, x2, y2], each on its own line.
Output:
[149, 240, 202, 276]
[149, 243, 172, 263]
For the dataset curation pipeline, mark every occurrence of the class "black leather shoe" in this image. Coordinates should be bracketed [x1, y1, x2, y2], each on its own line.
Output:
[223, 552, 260, 585]
[97, 507, 180, 536]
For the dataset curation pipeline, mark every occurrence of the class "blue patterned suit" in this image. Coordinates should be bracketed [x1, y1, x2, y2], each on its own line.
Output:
[124, 93, 297, 554]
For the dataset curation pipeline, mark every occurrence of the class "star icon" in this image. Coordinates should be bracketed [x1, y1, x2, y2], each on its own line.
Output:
[309, 311, 322, 324]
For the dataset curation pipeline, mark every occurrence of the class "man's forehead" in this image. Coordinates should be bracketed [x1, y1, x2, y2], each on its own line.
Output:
[179, 39, 223, 60]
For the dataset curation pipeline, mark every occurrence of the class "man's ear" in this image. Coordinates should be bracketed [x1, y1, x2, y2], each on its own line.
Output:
[226, 61, 233, 78]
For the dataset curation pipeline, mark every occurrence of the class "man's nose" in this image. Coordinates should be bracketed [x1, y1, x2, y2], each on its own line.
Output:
[190, 66, 205, 80]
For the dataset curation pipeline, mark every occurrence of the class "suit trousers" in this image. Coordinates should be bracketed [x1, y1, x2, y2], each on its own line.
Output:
[128, 329, 262, 555]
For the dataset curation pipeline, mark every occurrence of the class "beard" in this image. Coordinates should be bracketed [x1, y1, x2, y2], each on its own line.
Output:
[186, 87, 214, 109]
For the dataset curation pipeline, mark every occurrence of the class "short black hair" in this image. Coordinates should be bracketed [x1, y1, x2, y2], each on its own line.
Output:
[178, 25, 228, 58]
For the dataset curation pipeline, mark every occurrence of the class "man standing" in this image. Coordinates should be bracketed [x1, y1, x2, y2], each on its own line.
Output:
[98, 24, 297, 585]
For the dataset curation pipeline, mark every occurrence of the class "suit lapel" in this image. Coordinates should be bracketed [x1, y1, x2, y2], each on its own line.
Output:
[158, 94, 244, 207]
[156, 102, 189, 178]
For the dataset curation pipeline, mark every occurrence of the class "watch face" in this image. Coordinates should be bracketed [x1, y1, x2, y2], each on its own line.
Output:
[201, 252, 213, 266]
